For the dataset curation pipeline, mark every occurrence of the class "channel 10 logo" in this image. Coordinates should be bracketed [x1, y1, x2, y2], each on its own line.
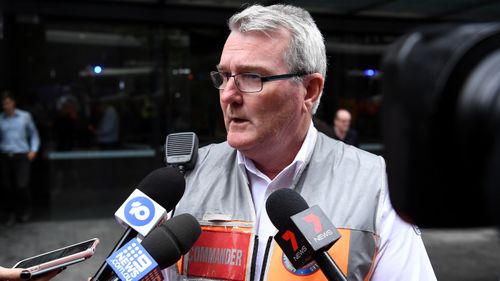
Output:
[125, 196, 155, 227]
[116, 189, 166, 236]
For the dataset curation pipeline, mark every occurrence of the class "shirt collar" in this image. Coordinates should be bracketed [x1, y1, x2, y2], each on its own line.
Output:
[1, 109, 18, 118]
[237, 121, 318, 182]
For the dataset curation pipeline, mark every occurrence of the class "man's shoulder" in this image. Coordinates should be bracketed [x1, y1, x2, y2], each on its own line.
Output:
[198, 141, 236, 161]
[316, 133, 385, 168]
[185, 141, 238, 185]
[14, 109, 32, 118]
[199, 141, 232, 153]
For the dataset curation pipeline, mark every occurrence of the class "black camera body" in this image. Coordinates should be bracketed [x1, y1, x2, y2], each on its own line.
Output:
[382, 23, 500, 227]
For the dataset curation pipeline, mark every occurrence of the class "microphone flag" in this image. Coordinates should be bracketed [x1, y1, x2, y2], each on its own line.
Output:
[106, 238, 163, 281]
[274, 205, 341, 269]
[115, 189, 167, 237]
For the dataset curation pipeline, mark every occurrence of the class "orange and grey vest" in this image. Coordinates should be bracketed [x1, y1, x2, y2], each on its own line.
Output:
[170, 133, 387, 281]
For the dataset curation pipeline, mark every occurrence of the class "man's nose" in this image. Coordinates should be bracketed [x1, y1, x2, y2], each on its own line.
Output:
[220, 77, 242, 104]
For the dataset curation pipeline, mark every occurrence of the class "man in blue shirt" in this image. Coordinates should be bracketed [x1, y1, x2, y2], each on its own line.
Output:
[0, 91, 40, 225]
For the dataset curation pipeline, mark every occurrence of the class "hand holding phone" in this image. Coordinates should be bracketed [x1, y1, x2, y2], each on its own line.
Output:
[0, 266, 26, 281]
[0, 266, 59, 281]
[12, 238, 99, 278]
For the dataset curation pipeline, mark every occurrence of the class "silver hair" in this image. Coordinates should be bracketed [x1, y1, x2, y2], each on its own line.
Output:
[228, 4, 327, 114]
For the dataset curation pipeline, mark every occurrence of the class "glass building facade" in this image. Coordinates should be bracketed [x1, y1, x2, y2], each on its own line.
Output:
[0, 2, 421, 218]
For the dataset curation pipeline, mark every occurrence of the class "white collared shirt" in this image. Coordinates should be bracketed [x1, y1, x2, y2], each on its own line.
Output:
[237, 123, 317, 280]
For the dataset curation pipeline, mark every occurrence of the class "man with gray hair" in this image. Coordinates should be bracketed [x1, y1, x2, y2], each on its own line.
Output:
[171, 4, 436, 281]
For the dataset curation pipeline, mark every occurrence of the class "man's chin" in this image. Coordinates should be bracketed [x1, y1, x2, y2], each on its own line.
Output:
[226, 133, 254, 151]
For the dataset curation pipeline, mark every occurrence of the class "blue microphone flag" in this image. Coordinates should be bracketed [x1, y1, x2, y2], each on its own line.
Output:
[106, 238, 163, 281]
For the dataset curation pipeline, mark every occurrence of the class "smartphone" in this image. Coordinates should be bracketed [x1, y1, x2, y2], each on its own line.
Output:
[13, 238, 100, 277]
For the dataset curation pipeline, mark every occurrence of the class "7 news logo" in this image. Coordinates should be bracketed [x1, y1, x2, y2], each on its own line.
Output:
[281, 213, 324, 251]
[304, 213, 335, 243]
[281, 213, 324, 262]
[278, 206, 340, 266]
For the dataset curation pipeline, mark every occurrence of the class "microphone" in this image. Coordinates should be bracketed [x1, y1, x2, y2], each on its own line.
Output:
[92, 167, 186, 281]
[165, 132, 199, 175]
[106, 213, 202, 281]
[266, 188, 347, 281]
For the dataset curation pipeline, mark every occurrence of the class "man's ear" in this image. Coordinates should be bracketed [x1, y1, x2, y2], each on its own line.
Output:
[302, 73, 324, 113]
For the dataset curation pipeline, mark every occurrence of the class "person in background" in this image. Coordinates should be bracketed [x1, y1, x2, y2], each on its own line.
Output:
[93, 101, 120, 150]
[312, 115, 335, 138]
[332, 108, 359, 147]
[54, 97, 78, 151]
[0, 91, 40, 225]
[169, 4, 436, 281]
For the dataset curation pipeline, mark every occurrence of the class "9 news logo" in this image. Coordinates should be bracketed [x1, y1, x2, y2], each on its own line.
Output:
[106, 238, 160, 281]
[125, 196, 155, 227]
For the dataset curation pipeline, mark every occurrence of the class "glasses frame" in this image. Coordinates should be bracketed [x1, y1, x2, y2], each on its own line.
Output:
[210, 71, 309, 93]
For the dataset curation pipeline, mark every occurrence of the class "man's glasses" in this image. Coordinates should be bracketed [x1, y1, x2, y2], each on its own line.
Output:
[210, 71, 309, 93]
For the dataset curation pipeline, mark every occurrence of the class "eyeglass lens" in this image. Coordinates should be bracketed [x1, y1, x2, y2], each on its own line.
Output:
[210, 72, 263, 92]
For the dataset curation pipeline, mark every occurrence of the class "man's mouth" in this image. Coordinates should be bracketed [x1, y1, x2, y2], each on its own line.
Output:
[232, 118, 247, 123]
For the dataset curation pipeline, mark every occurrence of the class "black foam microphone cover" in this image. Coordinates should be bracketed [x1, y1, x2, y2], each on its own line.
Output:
[266, 188, 309, 230]
[137, 166, 186, 212]
[92, 167, 186, 281]
[141, 213, 201, 269]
